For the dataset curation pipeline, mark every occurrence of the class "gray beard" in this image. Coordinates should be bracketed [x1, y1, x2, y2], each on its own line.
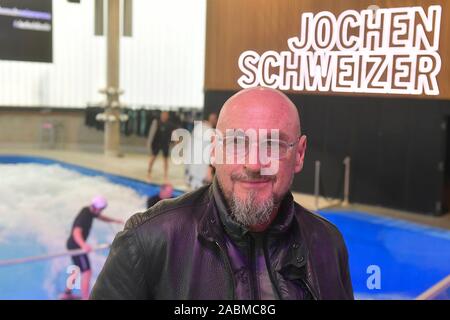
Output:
[229, 190, 275, 227]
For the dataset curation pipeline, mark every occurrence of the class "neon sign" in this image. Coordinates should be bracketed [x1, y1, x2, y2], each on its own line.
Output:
[238, 6, 442, 95]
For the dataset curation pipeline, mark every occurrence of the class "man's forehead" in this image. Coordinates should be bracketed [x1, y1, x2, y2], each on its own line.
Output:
[224, 100, 289, 115]
[220, 103, 292, 124]
[217, 88, 301, 136]
[222, 128, 291, 140]
[219, 109, 298, 134]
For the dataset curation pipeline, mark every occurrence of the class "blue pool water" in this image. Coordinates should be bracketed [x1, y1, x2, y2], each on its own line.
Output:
[319, 210, 450, 299]
[0, 155, 449, 299]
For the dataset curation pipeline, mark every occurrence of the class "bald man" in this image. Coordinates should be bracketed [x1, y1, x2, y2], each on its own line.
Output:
[91, 87, 354, 300]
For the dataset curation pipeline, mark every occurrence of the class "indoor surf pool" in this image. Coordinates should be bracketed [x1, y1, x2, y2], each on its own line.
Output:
[0, 155, 449, 300]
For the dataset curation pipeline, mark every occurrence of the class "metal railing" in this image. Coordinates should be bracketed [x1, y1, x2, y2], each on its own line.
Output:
[0, 244, 110, 267]
[416, 274, 450, 300]
[314, 156, 351, 210]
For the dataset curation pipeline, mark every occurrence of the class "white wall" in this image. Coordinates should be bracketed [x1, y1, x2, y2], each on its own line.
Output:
[0, 0, 206, 109]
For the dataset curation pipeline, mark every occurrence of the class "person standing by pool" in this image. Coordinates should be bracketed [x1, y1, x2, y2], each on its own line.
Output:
[185, 113, 218, 190]
[147, 111, 177, 182]
[63, 196, 124, 300]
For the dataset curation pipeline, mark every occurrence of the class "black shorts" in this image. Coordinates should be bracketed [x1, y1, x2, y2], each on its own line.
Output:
[151, 143, 170, 157]
[71, 254, 91, 273]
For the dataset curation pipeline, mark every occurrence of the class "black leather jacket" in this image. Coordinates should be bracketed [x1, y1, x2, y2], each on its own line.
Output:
[91, 180, 354, 300]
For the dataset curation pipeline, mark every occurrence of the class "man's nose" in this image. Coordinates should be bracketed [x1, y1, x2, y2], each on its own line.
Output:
[243, 143, 264, 172]
[243, 160, 262, 173]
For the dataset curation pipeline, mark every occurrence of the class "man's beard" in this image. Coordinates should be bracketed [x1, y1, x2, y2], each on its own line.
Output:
[218, 170, 281, 228]
[229, 190, 275, 227]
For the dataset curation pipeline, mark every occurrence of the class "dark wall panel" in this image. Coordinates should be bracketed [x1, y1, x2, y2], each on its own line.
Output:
[349, 99, 382, 206]
[377, 103, 409, 208]
[404, 101, 446, 214]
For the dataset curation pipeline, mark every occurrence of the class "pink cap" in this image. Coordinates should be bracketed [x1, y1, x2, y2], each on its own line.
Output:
[91, 196, 108, 210]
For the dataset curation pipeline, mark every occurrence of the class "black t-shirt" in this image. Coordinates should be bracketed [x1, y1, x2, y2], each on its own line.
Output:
[153, 120, 176, 147]
[66, 207, 98, 249]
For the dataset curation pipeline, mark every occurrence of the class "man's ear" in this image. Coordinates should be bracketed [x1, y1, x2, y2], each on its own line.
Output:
[294, 135, 307, 173]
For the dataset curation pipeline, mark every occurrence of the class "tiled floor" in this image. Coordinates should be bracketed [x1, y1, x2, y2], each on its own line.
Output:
[2, 146, 450, 230]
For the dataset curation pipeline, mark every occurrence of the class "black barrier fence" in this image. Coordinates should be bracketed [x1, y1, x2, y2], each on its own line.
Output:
[85, 106, 203, 136]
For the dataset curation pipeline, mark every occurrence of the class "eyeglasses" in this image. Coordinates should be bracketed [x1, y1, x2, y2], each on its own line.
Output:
[217, 135, 300, 160]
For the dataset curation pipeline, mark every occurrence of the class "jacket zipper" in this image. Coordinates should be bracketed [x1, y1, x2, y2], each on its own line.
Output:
[263, 234, 282, 300]
[214, 241, 236, 300]
[300, 278, 319, 300]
